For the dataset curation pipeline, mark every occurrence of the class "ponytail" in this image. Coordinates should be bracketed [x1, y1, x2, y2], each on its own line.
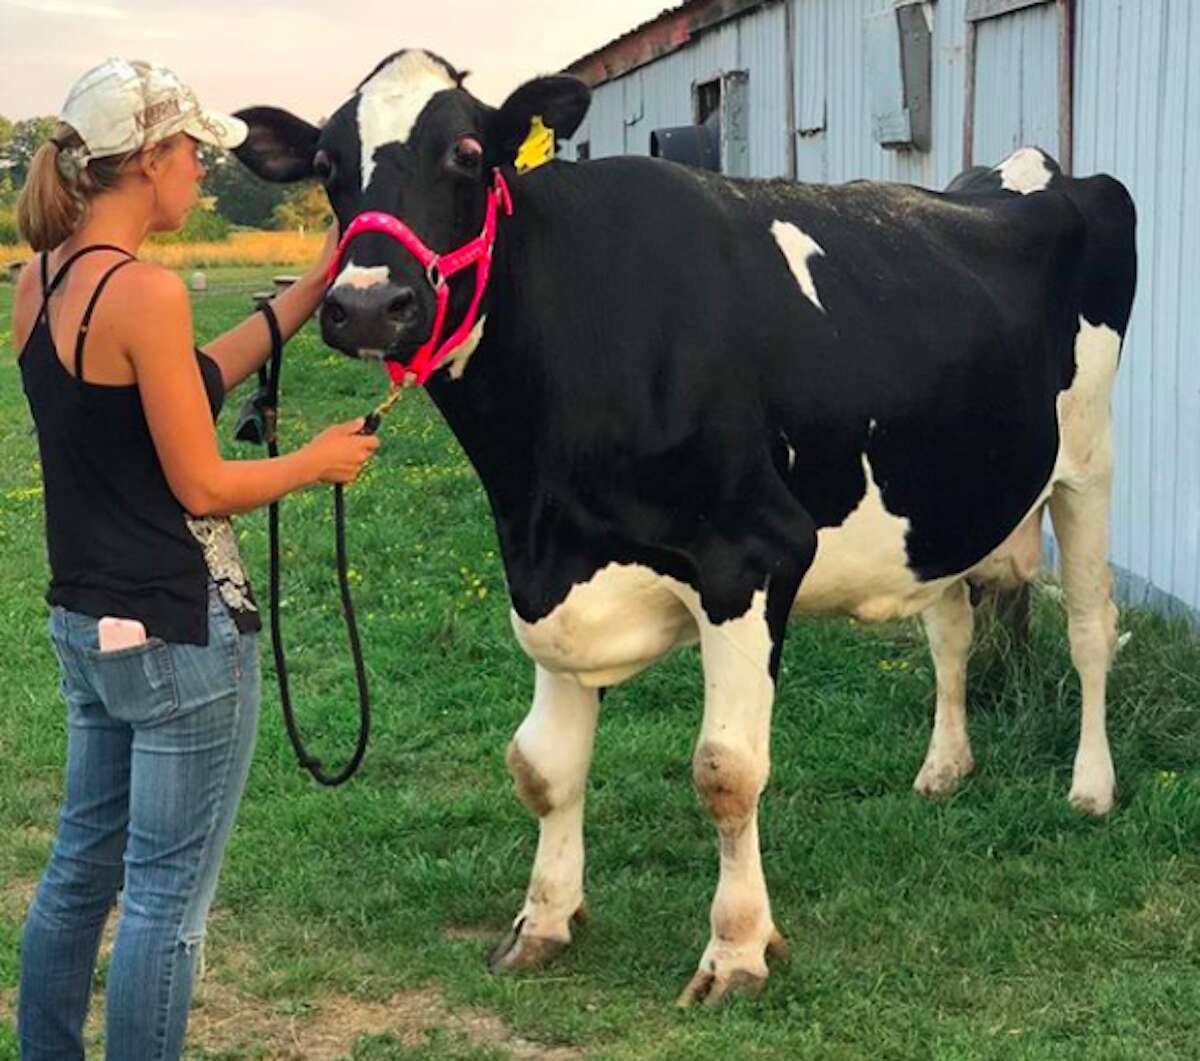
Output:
[16, 127, 83, 251]
[16, 123, 141, 251]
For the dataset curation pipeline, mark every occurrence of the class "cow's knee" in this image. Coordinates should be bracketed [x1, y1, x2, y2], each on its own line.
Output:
[692, 740, 763, 829]
[505, 738, 560, 818]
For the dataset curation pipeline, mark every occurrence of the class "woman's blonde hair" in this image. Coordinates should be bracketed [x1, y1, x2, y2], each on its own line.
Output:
[16, 124, 173, 251]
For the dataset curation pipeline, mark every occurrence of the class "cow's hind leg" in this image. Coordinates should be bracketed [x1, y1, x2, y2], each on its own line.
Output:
[1050, 479, 1118, 815]
[914, 580, 976, 796]
[676, 586, 790, 1007]
[491, 665, 598, 973]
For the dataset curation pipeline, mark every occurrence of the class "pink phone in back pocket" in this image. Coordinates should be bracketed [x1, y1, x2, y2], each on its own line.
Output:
[97, 617, 148, 652]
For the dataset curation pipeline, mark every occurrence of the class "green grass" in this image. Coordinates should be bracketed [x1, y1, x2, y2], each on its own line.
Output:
[1, 268, 1199, 1059]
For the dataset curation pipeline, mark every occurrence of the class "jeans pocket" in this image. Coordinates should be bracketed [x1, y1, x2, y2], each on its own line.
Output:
[83, 638, 179, 724]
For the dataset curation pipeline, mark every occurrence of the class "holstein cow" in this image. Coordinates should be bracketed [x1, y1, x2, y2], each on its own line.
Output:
[234, 50, 1137, 1005]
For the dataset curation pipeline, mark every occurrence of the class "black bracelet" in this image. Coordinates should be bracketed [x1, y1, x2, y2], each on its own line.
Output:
[258, 300, 282, 356]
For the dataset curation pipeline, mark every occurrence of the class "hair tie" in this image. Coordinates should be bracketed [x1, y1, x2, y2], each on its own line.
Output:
[55, 143, 83, 183]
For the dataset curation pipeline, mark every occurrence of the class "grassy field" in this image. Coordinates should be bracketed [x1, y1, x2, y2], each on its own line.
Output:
[0, 230, 324, 270]
[1, 267, 1198, 1060]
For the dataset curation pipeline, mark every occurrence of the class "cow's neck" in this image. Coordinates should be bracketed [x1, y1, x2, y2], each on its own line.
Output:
[423, 199, 542, 516]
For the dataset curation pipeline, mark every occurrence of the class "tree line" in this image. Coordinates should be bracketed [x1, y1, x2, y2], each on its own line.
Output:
[0, 114, 331, 243]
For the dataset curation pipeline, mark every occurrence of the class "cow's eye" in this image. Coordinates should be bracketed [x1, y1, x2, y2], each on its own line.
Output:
[448, 137, 483, 175]
[313, 150, 335, 183]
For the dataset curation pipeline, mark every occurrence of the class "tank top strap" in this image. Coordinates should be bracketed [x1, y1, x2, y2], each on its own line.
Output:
[34, 243, 135, 330]
[74, 256, 137, 383]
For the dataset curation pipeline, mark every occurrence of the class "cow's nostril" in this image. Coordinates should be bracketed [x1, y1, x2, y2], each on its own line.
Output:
[387, 288, 417, 321]
[326, 300, 348, 327]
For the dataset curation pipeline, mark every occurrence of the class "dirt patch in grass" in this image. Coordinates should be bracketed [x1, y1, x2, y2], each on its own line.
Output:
[1, 917, 583, 1059]
[189, 979, 585, 1059]
[0, 874, 36, 920]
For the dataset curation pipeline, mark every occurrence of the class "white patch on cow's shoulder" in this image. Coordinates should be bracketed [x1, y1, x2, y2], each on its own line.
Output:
[996, 147, 1053, 195]
[443, 314, 488, 381]
[512, 563, 698, 687]
[358, 50, 456, 190]
[770, 221, 827, 312]
[330, 264, 390, 290]
[794, 454, 950, 620]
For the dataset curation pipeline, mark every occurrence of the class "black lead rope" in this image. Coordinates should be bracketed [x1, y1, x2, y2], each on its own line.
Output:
[239, 303, 378, 786]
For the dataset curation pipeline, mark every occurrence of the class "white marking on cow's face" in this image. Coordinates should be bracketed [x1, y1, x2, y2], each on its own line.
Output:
[444, 314, 488, 380]
[330, 264, 390, 291]
[357, 50, 456, 191]
[770, 221, 827, 312]
[795, 455, 951, 620]
[996, 147, 1053, 194]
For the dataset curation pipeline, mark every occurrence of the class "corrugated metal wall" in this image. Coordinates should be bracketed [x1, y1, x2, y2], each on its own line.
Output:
[564, 0, 1200, 626]
[569, 9, 787, 170]
[972, 1, 1062, 163]
[1070, 0, 1200, 625]
[797, 0, 966, 187]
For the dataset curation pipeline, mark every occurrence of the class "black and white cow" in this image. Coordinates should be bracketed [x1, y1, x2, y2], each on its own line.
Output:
[235, 50, 1137, 1005]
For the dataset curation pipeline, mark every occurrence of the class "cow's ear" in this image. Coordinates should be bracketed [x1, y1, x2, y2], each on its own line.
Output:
[491, 76, 590, 164]
[232, 106, 320, 182]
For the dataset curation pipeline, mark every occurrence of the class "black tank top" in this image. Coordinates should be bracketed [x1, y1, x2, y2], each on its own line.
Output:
[19, 245, 261, 644]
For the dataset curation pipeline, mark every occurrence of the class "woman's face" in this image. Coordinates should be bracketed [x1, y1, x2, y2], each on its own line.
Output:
[146, 134, 206, 231]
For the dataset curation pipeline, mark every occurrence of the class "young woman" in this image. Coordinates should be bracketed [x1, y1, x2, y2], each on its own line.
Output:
[10, 58, 379, 1059]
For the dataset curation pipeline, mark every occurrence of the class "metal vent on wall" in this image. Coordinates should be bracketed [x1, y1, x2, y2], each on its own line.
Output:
[649, 70, 749, 175]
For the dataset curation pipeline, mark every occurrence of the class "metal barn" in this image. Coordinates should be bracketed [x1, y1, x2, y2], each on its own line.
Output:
[561, 0, 1200, 628]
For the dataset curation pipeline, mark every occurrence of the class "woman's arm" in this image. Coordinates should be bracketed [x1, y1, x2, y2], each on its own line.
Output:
[126, 264, 378, 517]
[201, 225, 337, 391]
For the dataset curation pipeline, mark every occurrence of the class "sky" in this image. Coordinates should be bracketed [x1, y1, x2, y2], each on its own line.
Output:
[0, 0, 673, 122]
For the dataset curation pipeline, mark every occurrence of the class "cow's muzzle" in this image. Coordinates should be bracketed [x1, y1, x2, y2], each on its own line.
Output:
[320, 282, 424, 357]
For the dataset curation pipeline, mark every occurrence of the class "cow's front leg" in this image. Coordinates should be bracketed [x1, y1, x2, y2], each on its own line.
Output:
[491, 664, 598, 973]
[677, 586, 790, 1007]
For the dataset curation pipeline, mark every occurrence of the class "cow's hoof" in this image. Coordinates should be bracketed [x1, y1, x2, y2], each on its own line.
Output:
[913, 750, 974, 798]
[488, 905, 587, 975]
[489, 928, 567, 973]
[1069, 757, 1115, 816]
[1069, 783, 1115, 816]
[675, 930, 788, 1008]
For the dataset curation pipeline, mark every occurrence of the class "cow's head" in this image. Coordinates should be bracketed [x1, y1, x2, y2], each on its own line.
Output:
[233, 50, 589, 364]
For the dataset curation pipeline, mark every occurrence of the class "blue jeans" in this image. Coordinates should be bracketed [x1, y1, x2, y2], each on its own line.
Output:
[18, 583, 260, 1061]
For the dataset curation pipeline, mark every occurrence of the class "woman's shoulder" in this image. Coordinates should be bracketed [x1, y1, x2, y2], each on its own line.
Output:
[108, 261, 191, 335]
[114, 260, 188, 303]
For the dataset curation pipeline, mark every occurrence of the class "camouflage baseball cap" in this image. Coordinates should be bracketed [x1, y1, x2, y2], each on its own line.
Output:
[59, 58, 247, 165]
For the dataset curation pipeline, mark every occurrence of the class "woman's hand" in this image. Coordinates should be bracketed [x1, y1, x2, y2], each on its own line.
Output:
[301, 418, 381, 485]
[308, 222, 340, 287]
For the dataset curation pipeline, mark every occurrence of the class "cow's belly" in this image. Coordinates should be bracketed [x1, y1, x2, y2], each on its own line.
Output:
[511, 562, 698, 687]
[793, 454, 955, 621]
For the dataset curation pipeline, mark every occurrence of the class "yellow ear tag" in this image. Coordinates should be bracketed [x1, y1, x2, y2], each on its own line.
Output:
[515, 115, 555, 174]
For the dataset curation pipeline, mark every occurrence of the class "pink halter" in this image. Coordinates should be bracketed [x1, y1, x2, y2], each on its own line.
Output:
[325, 168, 514, 386]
